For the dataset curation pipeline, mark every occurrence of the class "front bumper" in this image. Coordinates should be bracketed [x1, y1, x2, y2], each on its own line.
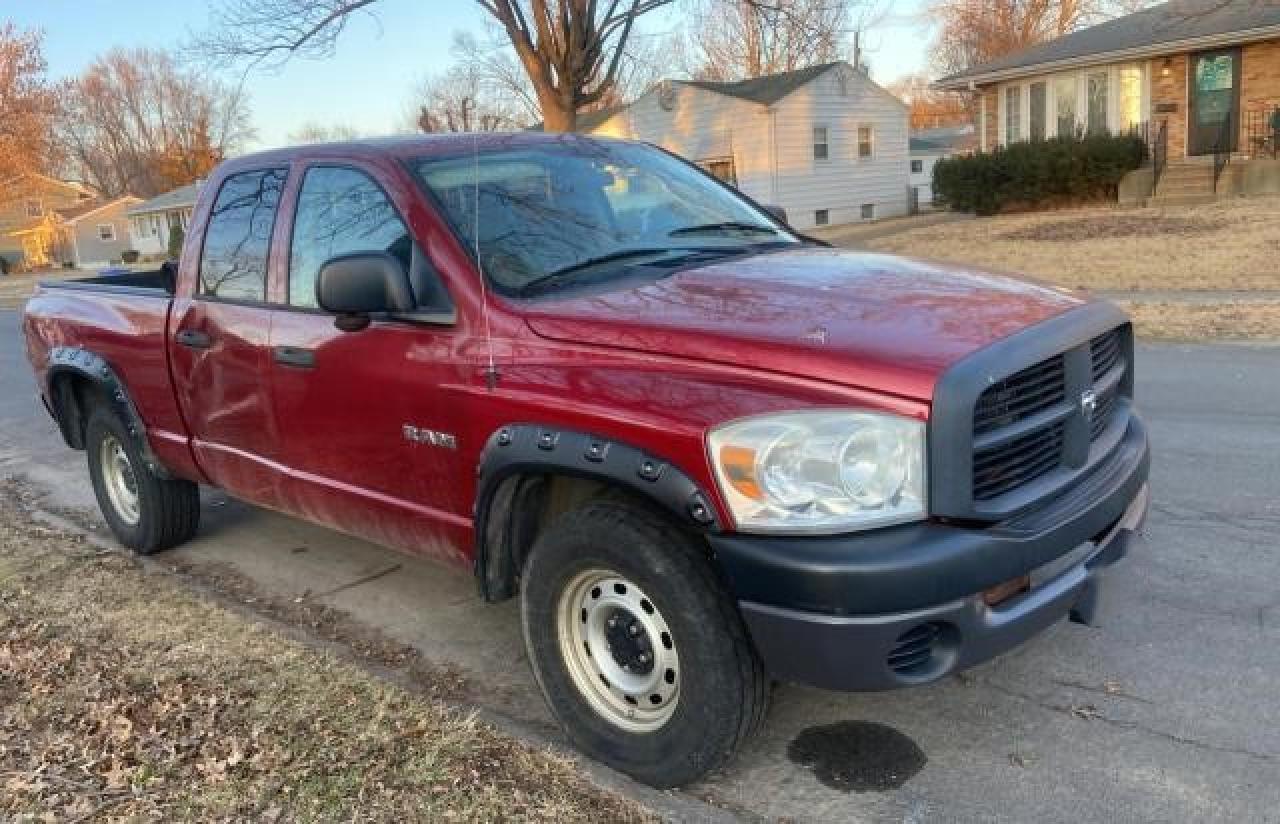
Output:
[708, 414, 1150, 692]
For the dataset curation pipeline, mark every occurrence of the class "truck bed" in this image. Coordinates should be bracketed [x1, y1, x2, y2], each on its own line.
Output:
[40, 268, 173, 295]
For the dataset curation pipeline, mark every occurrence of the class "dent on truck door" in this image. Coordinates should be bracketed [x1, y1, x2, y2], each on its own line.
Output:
[267, 163, 472, 564]
[169, 167, 288, 508]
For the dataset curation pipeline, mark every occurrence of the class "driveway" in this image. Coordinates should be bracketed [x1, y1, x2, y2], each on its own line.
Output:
[2, 308, 1277, 823]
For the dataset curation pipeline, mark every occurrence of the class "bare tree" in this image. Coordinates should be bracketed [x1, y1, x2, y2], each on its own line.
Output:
[676, 0, 887, 81]
[408, 63, 530, 133]
[0, 25, 61, 181]
[286, 122, 363, 144]
[452, 24, 669, 125]
[196, 0, 675, 133]
[929, 0, 1159, 78]
[887, 72, 972, 129]
[57, 48, 254, 197]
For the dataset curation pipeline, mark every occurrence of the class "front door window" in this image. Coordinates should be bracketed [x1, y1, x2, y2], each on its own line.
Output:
[1191, 50, 1240, 155]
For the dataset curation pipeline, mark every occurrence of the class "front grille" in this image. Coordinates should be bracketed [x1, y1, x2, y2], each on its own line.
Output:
[970, 325, 1130, 503]
[973, 354, 1066, 435]
[974, 421, 1066, 501]
[1088, 329, 1125, 439]
[1091, 328, 1123, 379]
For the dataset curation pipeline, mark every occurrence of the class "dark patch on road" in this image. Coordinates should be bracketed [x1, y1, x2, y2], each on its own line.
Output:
[786, 720, 926, 792]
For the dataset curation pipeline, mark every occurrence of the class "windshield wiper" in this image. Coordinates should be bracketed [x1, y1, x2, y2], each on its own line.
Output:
[517, 247, 677, 296]
[668, 221, 779, 237]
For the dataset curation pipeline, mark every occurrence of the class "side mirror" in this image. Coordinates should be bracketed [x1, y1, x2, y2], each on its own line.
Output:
[763, 203, 789, 225]
[316, 252, 415, 331]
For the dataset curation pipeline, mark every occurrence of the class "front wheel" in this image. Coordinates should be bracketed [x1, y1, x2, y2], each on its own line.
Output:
[520, 498, 768, 787]
[85, 406, 199, 554]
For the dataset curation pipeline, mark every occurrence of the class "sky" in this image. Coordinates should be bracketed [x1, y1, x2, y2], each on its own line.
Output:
[9, 0, 935, 150]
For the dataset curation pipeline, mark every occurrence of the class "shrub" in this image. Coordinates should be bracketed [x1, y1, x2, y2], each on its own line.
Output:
[933, 133, 1148, 216]
[121, 249, 140, 264]
[167, 224, 185, 261]
[0, 256, 9, 276]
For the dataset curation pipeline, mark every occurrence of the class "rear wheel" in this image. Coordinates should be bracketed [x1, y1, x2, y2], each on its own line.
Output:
[85, 406, 199, 554]
[520, 497, 768, 787]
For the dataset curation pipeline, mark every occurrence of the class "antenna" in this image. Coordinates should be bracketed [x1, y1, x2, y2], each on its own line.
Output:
[473, 131, 499, 390]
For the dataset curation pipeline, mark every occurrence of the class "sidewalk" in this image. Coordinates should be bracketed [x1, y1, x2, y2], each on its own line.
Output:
[809, 210, 974, 246]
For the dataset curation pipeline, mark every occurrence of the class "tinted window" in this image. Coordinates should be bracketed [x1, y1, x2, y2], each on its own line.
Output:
[199, 168, 287, 301]
[289, 167, 411, 308]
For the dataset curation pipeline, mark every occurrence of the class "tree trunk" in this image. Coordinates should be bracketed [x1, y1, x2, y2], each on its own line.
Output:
[540, 97, 577, 132]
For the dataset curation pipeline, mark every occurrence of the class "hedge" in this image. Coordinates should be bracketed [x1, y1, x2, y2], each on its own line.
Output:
[932, 133, 1148, 216]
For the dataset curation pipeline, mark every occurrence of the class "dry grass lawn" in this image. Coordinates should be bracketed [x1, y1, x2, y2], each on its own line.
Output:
[0, 480, 653, 823]
[864, 197, 1280, 293]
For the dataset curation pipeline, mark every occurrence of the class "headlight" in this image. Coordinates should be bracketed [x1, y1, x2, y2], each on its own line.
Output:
[707, 410, 926, 534]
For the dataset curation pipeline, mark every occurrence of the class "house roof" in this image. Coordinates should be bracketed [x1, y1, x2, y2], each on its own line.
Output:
[0, 172, 96, 198]
[55, 196, 141, 224]
[127, 182, 200, 216]
[679, 61, 846, 105]
[936, 0, 1280, 89]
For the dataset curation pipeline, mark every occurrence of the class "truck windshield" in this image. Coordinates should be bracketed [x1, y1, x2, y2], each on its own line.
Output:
[412, 138, 800, 295]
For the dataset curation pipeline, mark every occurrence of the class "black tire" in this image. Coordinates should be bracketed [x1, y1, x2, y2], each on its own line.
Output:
[85, 406, 199, 554]
[520, 497, 769, 787]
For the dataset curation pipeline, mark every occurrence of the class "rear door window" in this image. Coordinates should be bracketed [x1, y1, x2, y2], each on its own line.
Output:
[198, 168, 287, 301]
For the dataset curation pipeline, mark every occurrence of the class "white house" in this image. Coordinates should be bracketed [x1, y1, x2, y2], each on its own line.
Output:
[908, 125, 977, 208]
[582, 62, 910, 230]
[127, 182, 200, 259]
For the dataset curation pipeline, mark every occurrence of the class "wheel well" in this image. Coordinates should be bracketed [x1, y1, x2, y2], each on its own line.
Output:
[49, 371, 104, 450]
[479, 473, 676, 602]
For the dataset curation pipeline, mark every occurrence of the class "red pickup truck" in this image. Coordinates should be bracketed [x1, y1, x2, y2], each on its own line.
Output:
[24, 134, 1149, 787]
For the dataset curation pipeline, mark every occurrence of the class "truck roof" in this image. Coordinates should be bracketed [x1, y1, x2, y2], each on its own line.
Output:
[220, 131, 628, 172]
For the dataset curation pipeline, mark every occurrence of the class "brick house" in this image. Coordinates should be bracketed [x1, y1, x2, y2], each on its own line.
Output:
[935, 2, 1280, 169]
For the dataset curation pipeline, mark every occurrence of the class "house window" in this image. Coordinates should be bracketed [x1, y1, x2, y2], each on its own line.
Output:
[1088, 71, 1109, 134]
[1029, 82, 1048, 140]
[814, 209, 829, 225]
[25, 199, 42, 217]
[1055, 75, 1078, 137]
[697, 157, 738, 186]
[911, 159, 924, 174]
[857, 125, 874, 159]
[1119, 66, 1143, 134]
[150, 215, 160, 236]
[813, 127, 829, 160]
[1005, 86, 1022, 144]
[861, 203, 875, 221]
[97, 223, 116, 242]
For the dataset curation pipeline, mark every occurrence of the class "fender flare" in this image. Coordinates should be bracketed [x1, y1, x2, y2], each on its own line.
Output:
[473, 424, 722, 600]
[44, 346, 173, 479]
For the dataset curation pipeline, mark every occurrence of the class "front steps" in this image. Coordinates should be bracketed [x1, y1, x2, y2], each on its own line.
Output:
[1147, 158, 1245, 206]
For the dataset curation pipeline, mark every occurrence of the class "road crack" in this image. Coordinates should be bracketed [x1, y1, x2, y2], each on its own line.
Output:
[979, 679, 1278, 764]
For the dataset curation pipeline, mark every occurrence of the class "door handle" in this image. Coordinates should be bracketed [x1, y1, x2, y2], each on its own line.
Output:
[273, 346, 316, 368]
[174, 328, 212, 349]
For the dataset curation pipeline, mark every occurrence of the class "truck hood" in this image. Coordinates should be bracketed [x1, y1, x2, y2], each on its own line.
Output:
[522, 247, 1084, 401]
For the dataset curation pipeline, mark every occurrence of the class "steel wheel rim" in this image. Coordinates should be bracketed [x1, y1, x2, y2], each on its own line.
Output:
[556, 568, 680, 732]
[100, 434, 140, 526]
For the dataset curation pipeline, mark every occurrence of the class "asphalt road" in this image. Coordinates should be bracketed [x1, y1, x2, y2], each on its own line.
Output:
[2, 307, 1277, 823]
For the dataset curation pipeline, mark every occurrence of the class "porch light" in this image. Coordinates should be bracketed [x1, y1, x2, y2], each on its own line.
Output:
[1161, 58, 1172, 78]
